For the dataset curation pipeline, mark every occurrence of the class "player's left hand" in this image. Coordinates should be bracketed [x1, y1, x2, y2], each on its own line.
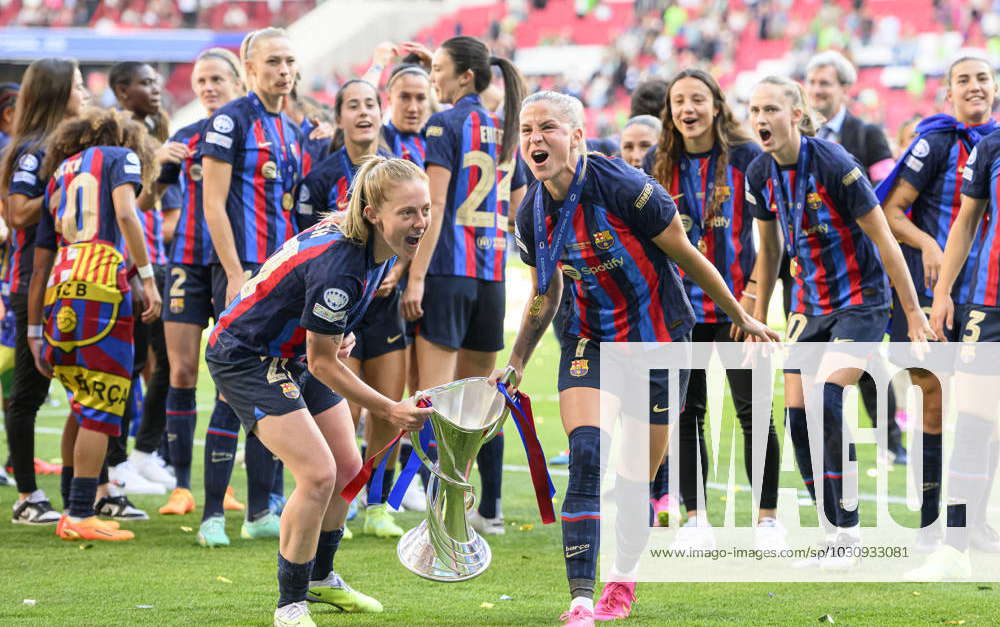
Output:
[337, 332, 356, 359]
[930, 292, 953, 343]
[730, 292, 761, 341]
[906, 309, 936, 360]
[27, 336, 52, 379]
[155, 141, 192, 165]
[308, 121, 336, 141]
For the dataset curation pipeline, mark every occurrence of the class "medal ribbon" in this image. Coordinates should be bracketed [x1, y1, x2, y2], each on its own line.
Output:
[534, 154, 587, 297]
[679, 147, 719, 242]
[496, 382, 556, 524]
[248, 91, 298, 197]
[769, 137, 811, 258]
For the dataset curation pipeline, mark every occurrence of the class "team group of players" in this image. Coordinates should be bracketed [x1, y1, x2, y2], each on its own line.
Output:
[2, 26, 1000, 626]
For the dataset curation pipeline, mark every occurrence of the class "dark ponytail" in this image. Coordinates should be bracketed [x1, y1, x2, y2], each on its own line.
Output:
[441, 36, 525, 163]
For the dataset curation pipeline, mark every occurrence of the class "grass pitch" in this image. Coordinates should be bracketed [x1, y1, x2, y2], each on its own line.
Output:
[2, 266, 997, 625]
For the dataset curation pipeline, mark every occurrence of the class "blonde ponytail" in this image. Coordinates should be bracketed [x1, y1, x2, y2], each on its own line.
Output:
[339, 156, 428, 243]
[757, 75, 824, 137]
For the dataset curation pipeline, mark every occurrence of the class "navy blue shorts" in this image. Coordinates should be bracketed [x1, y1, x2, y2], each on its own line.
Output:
[954, 304, 1000, 374]
[557, 336, 690, 425]
[785, 306, 888, 375]
[889, 289, 955, 342]
[416, 276, 504, 352]
[163, 263, 214, 327]
[206, 333, 344, 433]
[350, 288, 409, 361]
[211, 262, 261, 319]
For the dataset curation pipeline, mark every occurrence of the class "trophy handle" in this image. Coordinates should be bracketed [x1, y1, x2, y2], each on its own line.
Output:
[410, 400, 476, 492]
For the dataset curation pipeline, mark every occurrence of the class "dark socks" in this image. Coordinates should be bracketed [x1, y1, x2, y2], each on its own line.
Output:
[68, 477, 98, 519]
[311, 528, 344, 581]
[563, 426, 602, 600]
[822, 382, 856, 528]
[246, 433, 277, 521]
[945, 412, 995, 551]
[277, 552, 314, 608]
[203, 400, 240, 520]
[61, 465, 74, 511]
[650, 457, 669, 501]
[786, 407, 815, 500]
[678, 408, 707, 513]
[614, 473, 649, 575]
[166, 386, 197, 490]
[476, 434, 504, 519]
[739, 411, 781, 511]
[366, 466, 395, 505]
[920, 433, 942, 528]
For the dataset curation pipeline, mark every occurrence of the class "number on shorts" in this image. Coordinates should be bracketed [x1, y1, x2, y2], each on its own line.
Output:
[786, 313, 808, 343]
[265, 357, 289, 383]
[454, 150, 497, 228]
[963, 309, 986, 343]
[170, 266, 187, 298]
[58, 173, 100, 243]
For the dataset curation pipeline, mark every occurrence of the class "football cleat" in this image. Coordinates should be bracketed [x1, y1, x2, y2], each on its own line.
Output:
[914, 525, 943, 554]
[904, 544, 972, 581]
[307, 572, 383, 612]
[594, 581, 635, 621]
[223, 486, 245, 511]
[468, 510, 505, 535]
[12, 491, 61, 525]
[197, 516, 230, 547]
[342, 524, 353, 540]
[109, 461, 166, 495]
[0, 466, 11, 486]
[96, 495, 149, 521]
[560, 604, 596, 626]
[159, 488, 196, 515]
[970, 523, 1000, 553]
[754, 517, 788, 551]
[549, 449, 570, 466]
[34, 458, 62, 475]
[400, 480, 426, 513]
[669, 516, 716, 551]
[129, 450, 176, 489]
[820, 533, 861, 571]
[56, 515, 134, 541]
[241, 512, 281, 540]
[273, 601, 316, 627]
[651, 494, 679, 528]
[363, 504, 404, 538]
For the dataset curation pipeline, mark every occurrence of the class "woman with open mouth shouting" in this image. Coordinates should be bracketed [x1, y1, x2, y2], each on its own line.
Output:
[746, 75, 933, 570]
[643, 68, 783, 552]
[500, 90, 778, 627]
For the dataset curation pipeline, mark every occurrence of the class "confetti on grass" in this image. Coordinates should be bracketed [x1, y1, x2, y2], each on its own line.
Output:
[22, 600, 36, 606]
[819, 615, 834, 623]
[180, 526, 193, 533]
[480, 602, 494, 609]
[216, 576, 233, 584]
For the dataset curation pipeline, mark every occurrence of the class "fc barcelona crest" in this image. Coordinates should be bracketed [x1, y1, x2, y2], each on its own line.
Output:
[569, 359, 589, 377]
[592, 230, 614, 250]
[806, 192, 823, 211]
[716, 185, 732, 203]
[170, 298, 184, 314]
[280, 382, 300, 399]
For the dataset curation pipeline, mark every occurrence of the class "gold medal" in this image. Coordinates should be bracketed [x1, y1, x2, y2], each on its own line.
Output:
[282, 192, 294, 211]
[262, 160, 278, 180]
[188, 163, 203, 181]
[529, 295, 544, 317]
[789, 258, 798, 277]
[697, 238, 708, 254]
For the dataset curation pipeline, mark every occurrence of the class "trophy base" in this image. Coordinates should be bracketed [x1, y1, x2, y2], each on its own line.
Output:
[397, 520, 492, 582]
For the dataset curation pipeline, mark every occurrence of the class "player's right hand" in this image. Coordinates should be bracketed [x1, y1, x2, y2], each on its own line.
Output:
[401, 277, 424, 321]
[920, 241, 944, 291]
[141, 276, 162, 323]
[930, 292, 953, 343]
[387, 398, 434, 432]
[226, 271, 247, 306]
[488, 365, 522, 393]
[28, 336, 52, 378]
[155, 141, 192, 165]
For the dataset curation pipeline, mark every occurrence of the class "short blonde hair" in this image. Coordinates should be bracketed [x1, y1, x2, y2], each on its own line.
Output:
[339, 156, 428, 243]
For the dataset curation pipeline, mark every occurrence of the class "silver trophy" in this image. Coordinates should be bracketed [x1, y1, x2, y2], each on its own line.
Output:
[397, 375, 513, 582]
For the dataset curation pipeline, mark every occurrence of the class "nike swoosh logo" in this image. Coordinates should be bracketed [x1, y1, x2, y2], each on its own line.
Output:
[652, 404, 669, 413]
[565, 549, 589, 558]
[259, 142, 272, 148]
[211, 452, 234, 463]
[387, 334, 402, 343]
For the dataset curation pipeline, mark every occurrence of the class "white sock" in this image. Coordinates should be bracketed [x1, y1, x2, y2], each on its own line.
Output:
[841, 525, 861, 541]
[570, 596, 594, 612]
[130, 450, 151, 462]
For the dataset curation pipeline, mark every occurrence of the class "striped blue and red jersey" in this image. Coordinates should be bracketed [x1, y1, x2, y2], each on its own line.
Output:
[208, 219, 394, 359]
[644, 142, 760, 323]
[515, 153, 694, 342]
[891, 128, 988, 302]
[747, 137, 889, 316]
[200, 92, 304, 264]
[294, 146, 393, 232]
[6, 143, 46, 293]
[959, 130, 1000, 306]
[423, 93, 524, 282]
[161, 118, 214, 266]
[36, 146, 143, 258]
[383, 122, 425, 168]
[136, 184, 178, 265]
[299, 117, 331, 177]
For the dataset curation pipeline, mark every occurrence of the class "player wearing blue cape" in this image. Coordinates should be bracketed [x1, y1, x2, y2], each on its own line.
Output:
[500, 91, 777, 627]
[207, 156, 432, 627]
[877, 55, 1000, 554]
[746, 76, 933, 570]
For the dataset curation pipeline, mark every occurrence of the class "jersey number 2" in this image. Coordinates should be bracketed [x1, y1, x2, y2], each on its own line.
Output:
[455, 151, 497, 228]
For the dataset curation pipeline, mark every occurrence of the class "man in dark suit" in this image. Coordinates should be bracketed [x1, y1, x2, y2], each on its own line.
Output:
[804, 49, 907, 464]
